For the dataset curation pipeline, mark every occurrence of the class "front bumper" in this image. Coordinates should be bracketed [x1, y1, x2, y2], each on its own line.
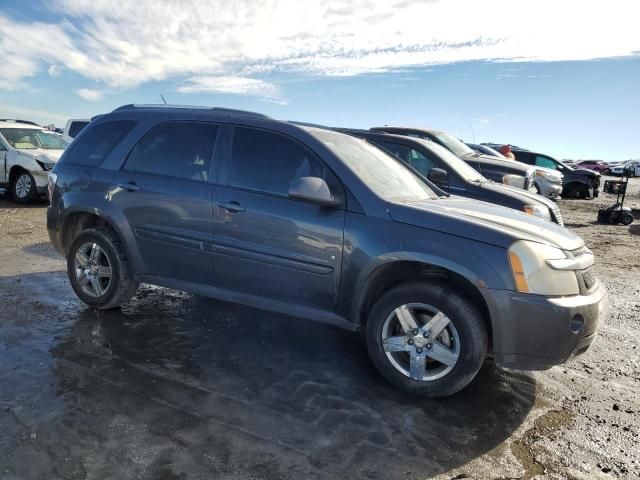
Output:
[482, 281, 609, 370]
[536, 178, 563, 199]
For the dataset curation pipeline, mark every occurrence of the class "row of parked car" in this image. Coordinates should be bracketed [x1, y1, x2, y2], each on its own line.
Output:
[41, 104, 610, 398]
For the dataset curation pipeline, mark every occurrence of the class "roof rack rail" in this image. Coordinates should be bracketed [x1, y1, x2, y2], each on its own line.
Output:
[289, 121, 336, 130]
[112, 104, 270, 118]
[0, 119, 41, 126]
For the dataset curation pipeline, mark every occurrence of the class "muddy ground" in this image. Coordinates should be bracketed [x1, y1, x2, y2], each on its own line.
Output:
[0, 178, 638, 480]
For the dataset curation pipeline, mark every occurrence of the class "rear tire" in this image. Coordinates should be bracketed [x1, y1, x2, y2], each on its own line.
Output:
[365, 281, 488, 397]
[622, 213, 634, 226]
[11, 171, 36, 203]
[67, 228, 138, 310]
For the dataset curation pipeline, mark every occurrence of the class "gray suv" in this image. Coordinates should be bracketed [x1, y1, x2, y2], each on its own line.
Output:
[47, 105, 609, 397]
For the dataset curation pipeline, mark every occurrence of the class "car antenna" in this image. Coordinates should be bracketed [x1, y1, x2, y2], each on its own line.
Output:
[160, 94, 167, 104]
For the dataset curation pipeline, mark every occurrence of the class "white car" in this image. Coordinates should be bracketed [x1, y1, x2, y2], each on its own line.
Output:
[62, 118, 90, 144]
[533, 165, 563, 199]
[609, 161, 640, 177]
[0, 120, 69, 203]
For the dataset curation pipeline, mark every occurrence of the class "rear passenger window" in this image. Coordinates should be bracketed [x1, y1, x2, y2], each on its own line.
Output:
[230, 127, 332, 196]
[64, 121, 135, 167]
[124, 122, 218, 182]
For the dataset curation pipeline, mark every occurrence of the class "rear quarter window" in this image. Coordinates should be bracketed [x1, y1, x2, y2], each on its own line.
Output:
[63, 121, 136, 167]
[68, 121, 89, 138]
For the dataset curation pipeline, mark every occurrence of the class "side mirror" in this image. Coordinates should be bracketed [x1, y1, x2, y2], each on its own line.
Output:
[427, 168, 449, 186]
[288, 176, 339, 207]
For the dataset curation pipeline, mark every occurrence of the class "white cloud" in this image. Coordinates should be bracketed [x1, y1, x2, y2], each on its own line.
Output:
[76, 88, 105, 101]
[48, 65, 64, 77]
[177, 76, 279, 97]
[0, 102, 68, 123]
[0, 0, 639, 95]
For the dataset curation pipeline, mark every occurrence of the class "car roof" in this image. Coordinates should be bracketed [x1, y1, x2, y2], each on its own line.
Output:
[112, 104, 271, 120]
[371, 126, 442, 135]
[0, 121, 42, 130]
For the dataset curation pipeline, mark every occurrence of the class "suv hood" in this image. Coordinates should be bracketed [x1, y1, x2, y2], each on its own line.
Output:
[572, 167, 599, 178]
[388, 196, 582, 250]
[17, 148, 64, 163]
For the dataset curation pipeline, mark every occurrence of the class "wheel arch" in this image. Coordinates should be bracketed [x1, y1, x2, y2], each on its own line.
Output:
[59, 209, 140, 274]
[353, 257, 493, 349]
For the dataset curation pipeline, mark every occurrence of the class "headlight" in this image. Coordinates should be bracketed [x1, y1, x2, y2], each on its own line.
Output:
[508, 240, 579, 295]
[503, 174, 525, 189]
[47, 172, 58, 201]
[523, 204, 551, 221]
[36, 160, 55, 171]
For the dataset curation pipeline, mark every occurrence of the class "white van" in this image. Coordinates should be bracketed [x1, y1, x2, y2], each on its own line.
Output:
[0, 120, 69, 202]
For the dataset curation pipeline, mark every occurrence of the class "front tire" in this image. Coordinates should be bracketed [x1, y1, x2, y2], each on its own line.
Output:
[67, 228, 138, 309]
[365, 281, 488, 397]
[11, 171, 37, 203]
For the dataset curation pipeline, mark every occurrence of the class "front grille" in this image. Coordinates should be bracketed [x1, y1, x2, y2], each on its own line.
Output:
[552, 207, 564, 226]
[576, 266, 597, 293]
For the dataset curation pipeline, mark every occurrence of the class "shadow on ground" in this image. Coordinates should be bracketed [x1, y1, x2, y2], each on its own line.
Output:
[0, 272, 536, 479]
[22, 241, 60, 258]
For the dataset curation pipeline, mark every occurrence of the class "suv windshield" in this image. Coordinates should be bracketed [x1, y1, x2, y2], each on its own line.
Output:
[0, 128, 69, 150]
[433, 131, 475, 158]
[425, 141, 485, 182]
[310, 130, 437, 202]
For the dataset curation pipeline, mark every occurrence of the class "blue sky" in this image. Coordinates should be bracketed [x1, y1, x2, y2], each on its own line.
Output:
[1, 0, 639, 161]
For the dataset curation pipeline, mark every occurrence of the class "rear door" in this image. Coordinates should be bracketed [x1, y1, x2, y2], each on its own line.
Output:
[110, 121, 219, 285]
[0, 142, 6, 183]
[211, 125, 345, 311]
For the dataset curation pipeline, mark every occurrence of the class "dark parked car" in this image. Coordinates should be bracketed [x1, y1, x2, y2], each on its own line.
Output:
[575, 160, 608, 173]
[509, 149, 601, 199]
[47, 105, 608, 397]
[370, 127, 537, 193]
[337, 129, 564, 225]
[465, 143, 505, 158]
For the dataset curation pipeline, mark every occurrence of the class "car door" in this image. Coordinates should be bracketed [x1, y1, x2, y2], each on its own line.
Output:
[0, 142, 6, 183]
[110, 121, 219, 285]
[211, 125, 345, 311]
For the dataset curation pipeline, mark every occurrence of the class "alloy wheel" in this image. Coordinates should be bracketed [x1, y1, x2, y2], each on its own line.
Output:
[74, 242, 113, 297]
[15, 174, 33, 199]
[381, 303, 460, 381]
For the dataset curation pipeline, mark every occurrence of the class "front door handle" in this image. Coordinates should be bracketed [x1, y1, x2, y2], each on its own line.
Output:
[216, 201, 245, 213]
[118, 182, 141, 192]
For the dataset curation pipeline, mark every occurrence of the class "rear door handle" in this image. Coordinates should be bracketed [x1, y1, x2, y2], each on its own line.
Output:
[216, 201, 245, 213]
[118, 182, 141, 192]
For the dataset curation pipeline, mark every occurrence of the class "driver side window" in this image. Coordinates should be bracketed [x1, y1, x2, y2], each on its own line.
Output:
[229, 126, 339, 198]
[535, 156, 557, 170]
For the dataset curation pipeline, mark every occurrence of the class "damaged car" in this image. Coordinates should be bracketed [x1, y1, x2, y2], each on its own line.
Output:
[0, 119, 69, 203]
[48, 105, 609, 397]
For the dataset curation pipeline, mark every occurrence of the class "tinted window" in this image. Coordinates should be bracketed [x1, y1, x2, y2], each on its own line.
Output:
[230, 127, 331, 196]
[535, 156, 557, 170]
[64, 121, 135, 167]
[125, 122, 218, 182]
[379, 141, 435, 176]
[69, 121, 89, 138]
[513, 151, 533, 165]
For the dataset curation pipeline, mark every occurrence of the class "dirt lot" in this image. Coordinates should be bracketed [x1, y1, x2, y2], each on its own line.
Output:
[0, 178, 638, 480]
